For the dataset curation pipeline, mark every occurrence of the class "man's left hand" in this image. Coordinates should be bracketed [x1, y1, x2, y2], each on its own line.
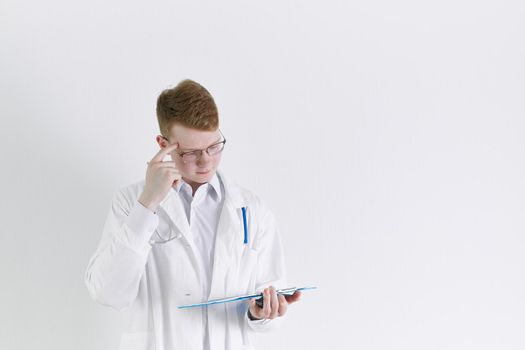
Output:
[248, 286, 301, 320]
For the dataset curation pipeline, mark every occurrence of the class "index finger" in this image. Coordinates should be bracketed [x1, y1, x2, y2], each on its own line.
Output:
[151, 142, 179, 162]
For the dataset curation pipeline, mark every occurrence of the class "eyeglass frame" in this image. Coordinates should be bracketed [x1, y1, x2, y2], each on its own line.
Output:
[161, 129, 227, 163]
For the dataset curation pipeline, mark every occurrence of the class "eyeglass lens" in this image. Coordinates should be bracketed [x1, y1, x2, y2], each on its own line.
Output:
[181, 141, 226, 162]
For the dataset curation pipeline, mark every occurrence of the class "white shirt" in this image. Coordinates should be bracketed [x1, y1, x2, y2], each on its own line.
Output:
[174, 174, 224, 350]
[174, 174, 224, 299]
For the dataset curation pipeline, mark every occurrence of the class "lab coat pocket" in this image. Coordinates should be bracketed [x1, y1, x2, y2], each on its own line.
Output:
[117, 331, 152, 350]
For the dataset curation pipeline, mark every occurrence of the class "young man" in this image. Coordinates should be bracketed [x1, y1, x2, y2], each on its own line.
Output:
[85, 79, 300, 350]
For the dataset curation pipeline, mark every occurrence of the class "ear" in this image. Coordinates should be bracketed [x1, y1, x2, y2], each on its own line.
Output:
[156, 135, 169, 148]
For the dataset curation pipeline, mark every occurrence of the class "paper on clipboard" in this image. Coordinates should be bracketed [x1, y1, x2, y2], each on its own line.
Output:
[178, 286, 317, 309]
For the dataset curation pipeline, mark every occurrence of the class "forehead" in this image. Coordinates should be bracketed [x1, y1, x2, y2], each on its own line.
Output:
[169, 124, 220, 149]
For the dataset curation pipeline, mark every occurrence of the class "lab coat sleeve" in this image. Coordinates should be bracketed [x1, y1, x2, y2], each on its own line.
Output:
[247, 204, 287, 332]
[84, 187, 158, 311]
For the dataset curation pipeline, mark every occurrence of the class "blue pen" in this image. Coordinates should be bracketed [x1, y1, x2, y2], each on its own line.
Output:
[241, 207, 248, 244]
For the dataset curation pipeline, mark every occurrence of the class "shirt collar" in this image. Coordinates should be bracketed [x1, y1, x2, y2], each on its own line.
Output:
[208, 173, 222, 201]
[174, 173, 222, 201]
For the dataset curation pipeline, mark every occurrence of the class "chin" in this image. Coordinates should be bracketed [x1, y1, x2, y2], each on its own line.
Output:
[194, 170, 215, 182]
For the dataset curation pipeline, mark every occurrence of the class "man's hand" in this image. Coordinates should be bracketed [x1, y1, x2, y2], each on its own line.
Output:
[138, 142, 181, 212]
[248, 286, 301, 320]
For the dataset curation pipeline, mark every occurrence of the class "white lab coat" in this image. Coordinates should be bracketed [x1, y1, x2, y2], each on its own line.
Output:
[85, 170, 287, 350]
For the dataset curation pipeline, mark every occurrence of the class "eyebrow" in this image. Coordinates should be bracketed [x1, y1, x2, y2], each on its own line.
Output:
[177, 136, 223, 152]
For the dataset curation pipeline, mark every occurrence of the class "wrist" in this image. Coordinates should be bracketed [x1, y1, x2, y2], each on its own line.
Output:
[138, 194, 159, 213]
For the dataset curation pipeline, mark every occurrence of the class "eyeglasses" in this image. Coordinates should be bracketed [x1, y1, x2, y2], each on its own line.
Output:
[163, 130, 227, 163]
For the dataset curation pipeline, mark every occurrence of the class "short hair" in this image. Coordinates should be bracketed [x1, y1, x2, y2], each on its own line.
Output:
[156, 79, 219, 137]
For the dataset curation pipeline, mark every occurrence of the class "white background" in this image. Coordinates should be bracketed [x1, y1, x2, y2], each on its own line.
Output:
[1, 0, 524, 349]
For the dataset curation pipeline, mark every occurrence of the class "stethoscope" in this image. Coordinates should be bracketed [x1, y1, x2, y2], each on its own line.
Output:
[150, 206, 249, 245]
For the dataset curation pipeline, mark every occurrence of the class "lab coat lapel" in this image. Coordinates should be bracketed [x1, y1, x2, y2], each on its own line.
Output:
[208, 171, 246, 300]
[158, 188, 204, 281]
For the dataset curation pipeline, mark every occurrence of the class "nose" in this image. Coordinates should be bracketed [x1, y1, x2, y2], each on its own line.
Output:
[196, 150, 212, 166]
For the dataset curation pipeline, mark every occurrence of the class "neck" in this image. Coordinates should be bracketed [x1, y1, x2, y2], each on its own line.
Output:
[183, 177, 205, 197]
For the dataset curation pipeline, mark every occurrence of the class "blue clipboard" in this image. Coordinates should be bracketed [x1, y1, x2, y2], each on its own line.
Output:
[178, 286, 317, 309]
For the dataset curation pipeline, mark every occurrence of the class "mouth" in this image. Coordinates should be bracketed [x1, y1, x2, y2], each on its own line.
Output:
[196, 170, 211, 175]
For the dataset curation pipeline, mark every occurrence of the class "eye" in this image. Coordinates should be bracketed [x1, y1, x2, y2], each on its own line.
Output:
[208, 143, 221, 152]
[181, 150, 199, 157]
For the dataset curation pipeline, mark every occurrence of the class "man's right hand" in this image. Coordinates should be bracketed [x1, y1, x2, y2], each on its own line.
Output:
[138, 142, 181, 212]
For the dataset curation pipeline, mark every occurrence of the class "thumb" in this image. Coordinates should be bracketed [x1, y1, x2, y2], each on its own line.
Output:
[248, 298, 258, 312]
[248, 299, 261, 320]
